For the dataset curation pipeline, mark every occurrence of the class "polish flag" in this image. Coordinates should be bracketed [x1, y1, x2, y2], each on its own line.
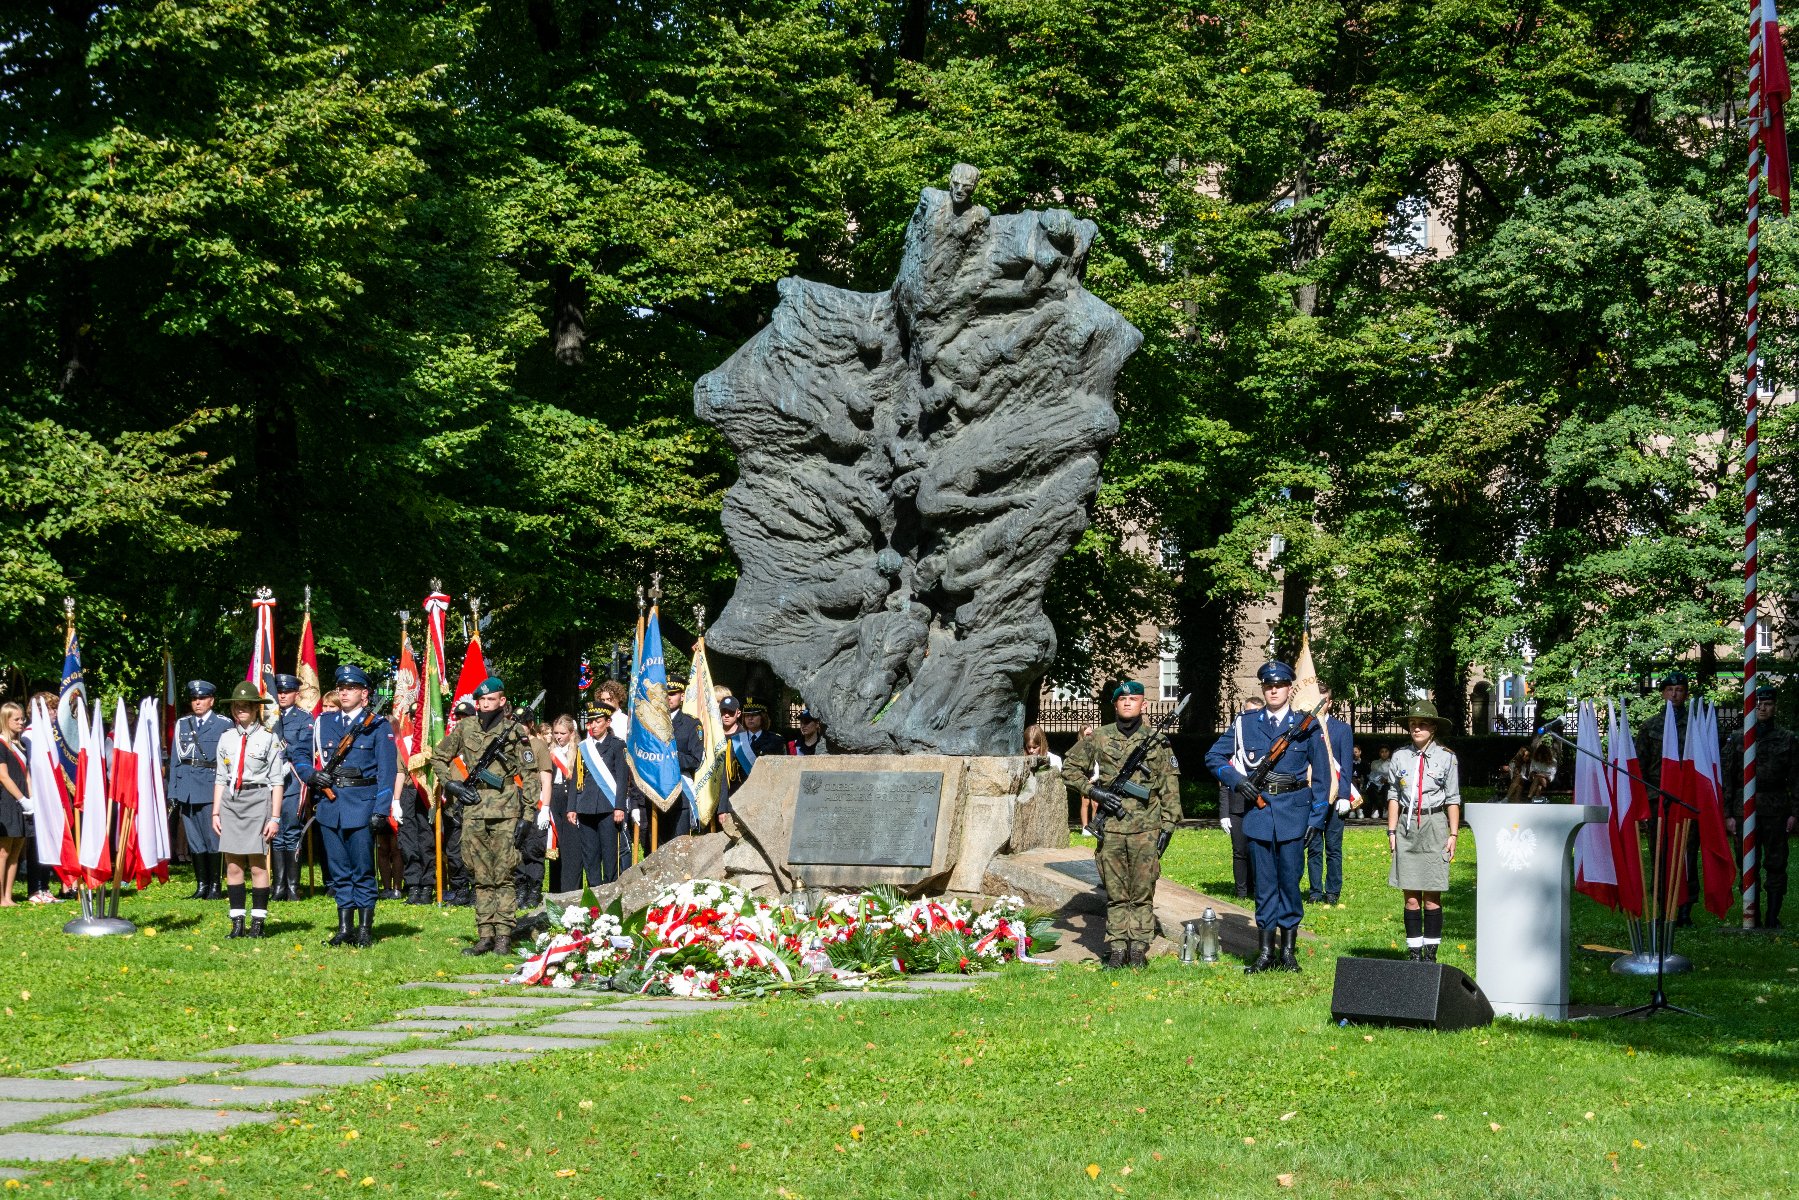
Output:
[451, 628, 489, 716]
[134, 699, 173, 883]
[1767, 0, 1793, 214]
[1572, 702, 1619, 909]
[26, 699, 81, 887]
[1680, 701, 1736, 918]
[109, 698, 147, 888]
[75, 700, 112, 888]
[1604, 702, 1647, 916]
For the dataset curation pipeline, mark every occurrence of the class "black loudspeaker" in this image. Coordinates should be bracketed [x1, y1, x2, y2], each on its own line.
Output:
[1330, 957, 1494, 1031]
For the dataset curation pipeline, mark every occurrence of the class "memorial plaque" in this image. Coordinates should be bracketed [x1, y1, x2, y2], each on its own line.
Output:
[787, 771, 944, 867]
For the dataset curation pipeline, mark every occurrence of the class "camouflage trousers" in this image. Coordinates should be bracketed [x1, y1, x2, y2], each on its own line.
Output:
[466, 816, 522, 939]
[1096, 828, 1161, 949]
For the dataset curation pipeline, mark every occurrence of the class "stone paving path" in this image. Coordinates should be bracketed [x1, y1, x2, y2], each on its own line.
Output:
[0, 971, 984, 1178]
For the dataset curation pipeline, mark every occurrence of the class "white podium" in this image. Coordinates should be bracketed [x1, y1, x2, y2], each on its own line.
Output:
[1463, 803, 1605, 1020]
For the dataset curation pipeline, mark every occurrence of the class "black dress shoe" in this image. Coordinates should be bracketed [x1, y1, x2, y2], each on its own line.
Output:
[1324, 894, 1339, 906]
[462, 938, 495, 957]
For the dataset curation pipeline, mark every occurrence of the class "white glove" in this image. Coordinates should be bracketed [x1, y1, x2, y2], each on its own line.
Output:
[16, 793, 35, 817]
[1220, 816, 1231, 833]
[1335, 798, 1351, 816]
[632, 810, 643, 825]
[535, 805, 551, 830]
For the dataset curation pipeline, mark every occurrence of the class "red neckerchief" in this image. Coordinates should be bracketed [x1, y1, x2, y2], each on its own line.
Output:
[1412, 742, 1428, 829]
[234, 724, 253, 792]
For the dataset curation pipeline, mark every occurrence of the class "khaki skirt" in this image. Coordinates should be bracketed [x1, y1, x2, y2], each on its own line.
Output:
[219, 785, 275, 856]
[1388, 808, 1451, 892]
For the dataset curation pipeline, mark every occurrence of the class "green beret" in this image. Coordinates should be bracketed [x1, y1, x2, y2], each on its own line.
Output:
[1112, 680, 1146, 700]
[473, 676, 506, 698]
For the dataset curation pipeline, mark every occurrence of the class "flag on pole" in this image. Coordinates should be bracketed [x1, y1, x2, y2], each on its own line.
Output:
[1289, 629, 1321, 712]
[1604, 701, 1647, 916]
[296, 606, 322, 715]
[134, 698, 172, 884]
[451, 622, 488, 716]
[627, 605, 683, 811]
[1572, 702, 1619, 910]
[1769, 0, 1794, 214]
[421, 590, 451, 751]
[109, 697, 148, 888]
[684, 634, 729, 827]
[1681, 701, 1736, 918]
[75, 699, 111, 889]
[392, 625, 422, 822]
[26, 698, 80, 887]
[55, 624, 85, 785]
[248, 590, 277, 697]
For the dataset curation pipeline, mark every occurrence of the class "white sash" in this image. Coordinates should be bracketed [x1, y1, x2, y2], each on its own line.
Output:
[578, 738, 619, 804]
[549, 744, 574, 783]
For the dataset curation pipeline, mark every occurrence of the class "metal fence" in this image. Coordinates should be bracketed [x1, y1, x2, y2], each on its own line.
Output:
[1035, 699, 1181, 735]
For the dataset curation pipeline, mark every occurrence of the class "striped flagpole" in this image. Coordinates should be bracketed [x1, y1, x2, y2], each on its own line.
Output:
[1744, 0, 1766, 930]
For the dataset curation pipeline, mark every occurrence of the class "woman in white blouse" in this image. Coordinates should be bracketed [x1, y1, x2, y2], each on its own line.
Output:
[213, 682, 285, 938]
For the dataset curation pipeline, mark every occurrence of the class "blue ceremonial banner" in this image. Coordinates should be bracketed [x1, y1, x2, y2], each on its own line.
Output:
[55, 625, 85, 783]
[626, 605, 682, 808]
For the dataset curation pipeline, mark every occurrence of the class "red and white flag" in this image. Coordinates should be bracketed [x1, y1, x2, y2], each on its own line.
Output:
[1767, 0, 1793, 214]
[248, 591, 277, 697]
[1680, 701, 1736, 918]
[26, 699, 80, 887]
[134, 698, 172, 883]
[1604, 701, 1647, 916]
[1573, 702, 1619, 909]
[75, 699, 112, 888]
[296, 606, 322, 716]
[109, 698, 147, 888]
[451, 627, 489, 716]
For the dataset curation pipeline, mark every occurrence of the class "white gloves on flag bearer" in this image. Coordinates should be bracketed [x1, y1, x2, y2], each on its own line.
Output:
[536, 804, 551, 831]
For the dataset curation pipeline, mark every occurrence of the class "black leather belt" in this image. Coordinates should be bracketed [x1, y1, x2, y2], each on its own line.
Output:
[335, 772, 377, 785]
[1263, 773, 1305, 795]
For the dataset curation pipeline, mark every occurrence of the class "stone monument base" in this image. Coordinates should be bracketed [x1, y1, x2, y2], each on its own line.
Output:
[549, 755, 1068, 912]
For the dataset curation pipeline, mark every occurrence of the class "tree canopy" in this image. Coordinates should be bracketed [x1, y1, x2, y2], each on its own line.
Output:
[0, 1, 1783, 728]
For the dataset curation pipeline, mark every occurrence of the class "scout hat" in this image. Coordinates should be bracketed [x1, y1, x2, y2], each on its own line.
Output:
[228, 681, 263, 706]
[1404, 699, 1453, 736]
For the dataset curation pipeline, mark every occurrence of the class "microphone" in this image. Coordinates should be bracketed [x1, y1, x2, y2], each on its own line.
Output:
[1534, 715, 1567, 737]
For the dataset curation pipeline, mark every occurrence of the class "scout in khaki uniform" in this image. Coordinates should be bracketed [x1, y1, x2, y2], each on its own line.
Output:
[1386, 700, 1461, 961]
[1061, 681, 1182, 969]
[431, 677, 537, 955]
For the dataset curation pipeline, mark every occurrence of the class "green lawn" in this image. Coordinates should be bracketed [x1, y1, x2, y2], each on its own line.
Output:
[3, 827, 1795, 1199]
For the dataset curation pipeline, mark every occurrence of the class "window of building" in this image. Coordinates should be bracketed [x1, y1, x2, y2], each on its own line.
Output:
[1758, 624, 1775, 653]
[1159, 634, 1181, 700]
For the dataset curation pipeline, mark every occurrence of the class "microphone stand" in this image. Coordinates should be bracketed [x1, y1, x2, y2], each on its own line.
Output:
[1533, 723, 1706, 1020]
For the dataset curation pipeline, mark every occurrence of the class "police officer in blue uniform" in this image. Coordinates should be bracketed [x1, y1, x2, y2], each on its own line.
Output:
[271, 674, 310, 901]
[1206, 661, 1332, 973]
[170, 680, 231, 899]
[298, 665, 395, 947]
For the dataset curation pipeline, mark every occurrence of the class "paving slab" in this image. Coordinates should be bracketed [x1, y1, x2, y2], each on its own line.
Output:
[287, 1030, 450, 1045]
[396, 981, 500, 993]
[206, 1043, 369, 1062]
[0, 1167, 32, 1180]
[0, 1102, 90, 1130]
[530, 1007, 663, 1025]
[370, 1048, 535, 1067]
[455, 1034, 612, 1052]
[397, 1006, 535, 1020]
[0, 1079, 140, 1101]
[373, 1019, 513, 1032]
[231, 1064, 416, 1087]
[56, 1060, 232, 1080]
[811, 990, 927, 1003]
[454, 974, 514, 982]
[131, 1083, 325, 1109]
[54, 1107, 277, 1136]
[453, 995, 598, 1009]
[605, 999, 743, 1012]
[0, 1132, 163, 1162]
[894, 978, 981, 991]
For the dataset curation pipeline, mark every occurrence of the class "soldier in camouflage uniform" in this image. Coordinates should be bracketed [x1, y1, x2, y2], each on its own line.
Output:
[1061, 681, 1182, 969]
[1727, 684, 1796, 928]
[432, 677, 538, 955]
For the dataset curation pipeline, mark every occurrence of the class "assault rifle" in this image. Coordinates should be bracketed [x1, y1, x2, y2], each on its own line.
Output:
[1232, 702, 1324, 812]
[442, 689, 547, 808]
[312, 692, 393, 803]
[1090, 694, 1190, 855]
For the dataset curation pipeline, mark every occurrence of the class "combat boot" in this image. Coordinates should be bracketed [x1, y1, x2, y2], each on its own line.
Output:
[325, 906, 353, 947]
[186, 857, 205, 899]
[284, 851, 304, 900]
[1764, 882, 1785, 929]
[1104, 945, 1126, 970]
[1280, 927, 1300, 972]
[248, 915, 268, 939]
[206, 854, 226, 900]
[1244, 926, 1277, 974]
[1126, 945, 1148, 969]
[227, 914, 247, 939]
[1407, 945, 1423, 962]
[1422, 942, 1438, 963]
[493, 934, 511, 957]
